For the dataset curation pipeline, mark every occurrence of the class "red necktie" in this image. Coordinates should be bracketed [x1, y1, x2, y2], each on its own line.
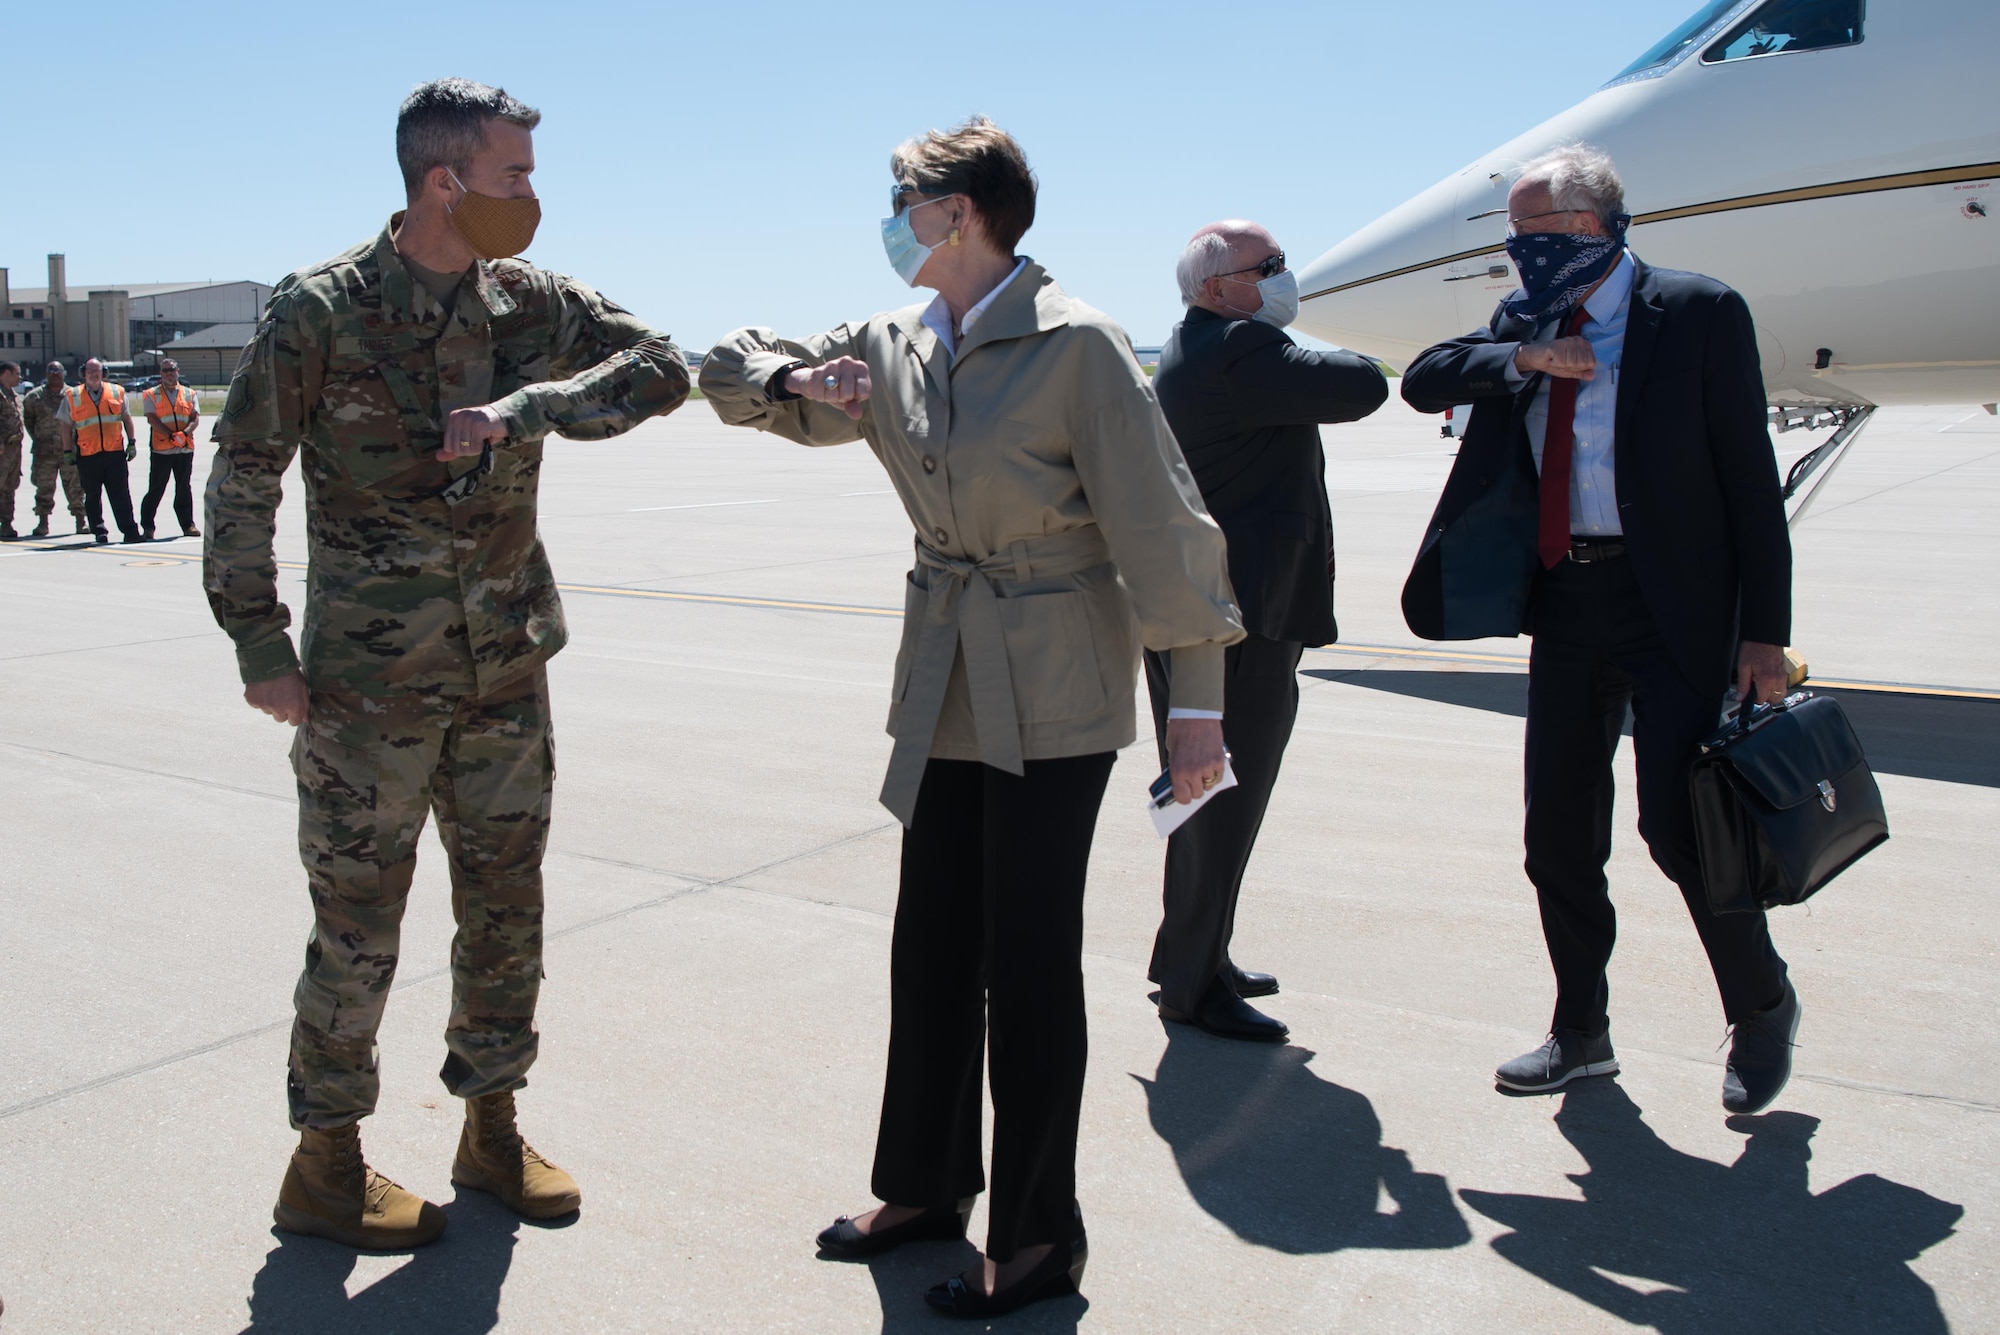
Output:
[1536, 307, 1594, 569]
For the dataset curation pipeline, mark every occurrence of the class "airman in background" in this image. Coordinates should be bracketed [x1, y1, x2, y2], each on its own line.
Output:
[204, 76, 689, 1252]
[0, 360, 22, 539]
[20, 361, 87, 537]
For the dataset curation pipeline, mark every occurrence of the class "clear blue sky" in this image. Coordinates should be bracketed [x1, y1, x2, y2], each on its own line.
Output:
[12, 1, 1699, 350]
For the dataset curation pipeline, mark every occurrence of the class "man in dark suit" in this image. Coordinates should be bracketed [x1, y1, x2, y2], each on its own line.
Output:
[1401, 146, 1801, 1114]
[1147, 220, 1387, 1041]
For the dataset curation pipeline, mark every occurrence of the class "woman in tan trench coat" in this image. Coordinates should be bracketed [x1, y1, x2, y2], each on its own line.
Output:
[700, 118, 1243, 1319]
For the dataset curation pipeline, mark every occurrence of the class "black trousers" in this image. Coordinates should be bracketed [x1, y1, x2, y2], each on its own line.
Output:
[139, 452, 195, 532]
[872, 752, 1114, 1262]
[77, 451, 138, 539]
[1142, 633, 1304, 1014]
[1525, 555, 1787, 1033]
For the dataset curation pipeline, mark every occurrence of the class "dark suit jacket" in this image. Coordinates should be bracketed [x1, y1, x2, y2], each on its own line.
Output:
[1399, 259, 1790, 693]
[1155, 307, 1387, 646]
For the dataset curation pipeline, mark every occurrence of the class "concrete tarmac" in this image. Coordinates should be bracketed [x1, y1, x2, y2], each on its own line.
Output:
[0, 397, 1994, 1332]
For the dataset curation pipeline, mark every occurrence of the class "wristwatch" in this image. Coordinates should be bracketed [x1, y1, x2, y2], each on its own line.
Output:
[766, 359, 810, 402]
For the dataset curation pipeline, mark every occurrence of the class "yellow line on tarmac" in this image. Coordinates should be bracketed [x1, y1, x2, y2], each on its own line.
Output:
[31, 540, 2000, 700]
[557, 582, 900, 618]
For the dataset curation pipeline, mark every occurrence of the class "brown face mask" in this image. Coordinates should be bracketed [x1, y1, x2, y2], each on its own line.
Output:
[447, 168, 541, 260]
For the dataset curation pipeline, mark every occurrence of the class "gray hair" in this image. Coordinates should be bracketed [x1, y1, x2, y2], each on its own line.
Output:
[395, 77, 541, 200]
[1176, 231, 1235, 306]
[1516, 143, 1626, 229]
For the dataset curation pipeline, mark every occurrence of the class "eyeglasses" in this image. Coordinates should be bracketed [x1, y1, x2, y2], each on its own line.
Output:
[1504, 209, 1591, 238]
[889, 182, 961, 216]
[1221, 252, 1287, 281]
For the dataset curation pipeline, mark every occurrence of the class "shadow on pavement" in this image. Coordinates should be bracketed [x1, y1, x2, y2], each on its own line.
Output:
[1308, 668, 2000, 787]
[1461, 1081, 1962, 1333]
[239, 1188, 565, 1334]
[1136, 1030, 1470, 1254]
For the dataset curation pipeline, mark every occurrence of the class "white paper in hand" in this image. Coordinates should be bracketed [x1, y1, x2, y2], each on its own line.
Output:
[1147, 758, 1238, 838]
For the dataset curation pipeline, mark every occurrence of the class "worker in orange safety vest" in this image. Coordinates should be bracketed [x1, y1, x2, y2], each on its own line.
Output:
[61, 357, 141, 544]
[140, 358, 202, 539]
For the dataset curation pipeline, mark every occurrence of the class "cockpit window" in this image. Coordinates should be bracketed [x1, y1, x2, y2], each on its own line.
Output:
[1702, 0, 1863, 62]
[1606, 0, 1752, 84]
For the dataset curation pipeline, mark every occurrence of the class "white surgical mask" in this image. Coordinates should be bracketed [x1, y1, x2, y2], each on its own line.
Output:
[880, 193, 958, 287]
[1247, 268, 1300, 328]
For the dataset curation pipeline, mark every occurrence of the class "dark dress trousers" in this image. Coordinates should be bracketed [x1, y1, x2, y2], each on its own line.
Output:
[1401, 260, 1791, 1030]
[1144, 307, 1387, 1013]
[874, 753, 1114, 1262]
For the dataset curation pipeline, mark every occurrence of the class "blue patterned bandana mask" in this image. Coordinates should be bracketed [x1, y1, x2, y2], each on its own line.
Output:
[1501, 216, 1631, 322]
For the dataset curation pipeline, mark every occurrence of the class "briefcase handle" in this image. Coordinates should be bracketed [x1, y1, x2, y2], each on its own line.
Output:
[1705, 690, 1807, 753]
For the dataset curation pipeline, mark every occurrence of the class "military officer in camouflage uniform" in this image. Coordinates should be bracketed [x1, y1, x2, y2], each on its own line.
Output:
[204, 77, 689, 1251]
[0, 361, 21, 540]
[21, 361, 88, 538]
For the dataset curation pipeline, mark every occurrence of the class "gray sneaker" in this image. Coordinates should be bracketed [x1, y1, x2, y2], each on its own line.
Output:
[1723, 982, 1801, 1115]
[1496, 1027, 1619, 1093]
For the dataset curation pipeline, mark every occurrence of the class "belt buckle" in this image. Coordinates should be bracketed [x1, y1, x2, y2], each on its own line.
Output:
[1568, 540, 1596, 564]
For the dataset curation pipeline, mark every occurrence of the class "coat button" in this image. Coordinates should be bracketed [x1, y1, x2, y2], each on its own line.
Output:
[922, 455, 937, 474]
[934, 527, 949, 545]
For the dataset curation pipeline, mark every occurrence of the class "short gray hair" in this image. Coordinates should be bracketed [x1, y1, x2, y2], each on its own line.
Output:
[1516, 143, 1626, 229]
[395, 77, 541, 200]
[1176, 231, 1235, 306]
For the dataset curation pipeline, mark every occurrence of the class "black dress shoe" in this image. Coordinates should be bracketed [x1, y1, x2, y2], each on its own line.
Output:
[1723, 982, 1801, 1114]
[92, 529, 110, 545]
[1161, 976, 1288, 1043]
[816, 1199, 972, 1260]
[1228, 964, 1279, 998]
[925, 1234, 1087, 1318]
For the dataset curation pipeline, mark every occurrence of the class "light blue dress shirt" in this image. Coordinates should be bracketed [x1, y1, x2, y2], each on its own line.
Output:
[1504, 251, 1635, 537]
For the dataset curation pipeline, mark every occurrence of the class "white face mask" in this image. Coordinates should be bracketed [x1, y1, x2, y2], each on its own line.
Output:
[1232, 268, 1299, 328]
[880, 193, 959, 287]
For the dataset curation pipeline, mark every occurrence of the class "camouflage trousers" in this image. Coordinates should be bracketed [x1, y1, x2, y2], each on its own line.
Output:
[0, 439, 16, 528]
[287, 667, 554, 1130]
[29, 441, 85, 522]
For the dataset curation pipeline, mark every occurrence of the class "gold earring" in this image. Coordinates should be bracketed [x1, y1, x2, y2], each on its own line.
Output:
[948, 228, 961, 246]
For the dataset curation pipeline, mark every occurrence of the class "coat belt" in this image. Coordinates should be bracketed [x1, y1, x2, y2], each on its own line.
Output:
[879, 525, 1113, 826]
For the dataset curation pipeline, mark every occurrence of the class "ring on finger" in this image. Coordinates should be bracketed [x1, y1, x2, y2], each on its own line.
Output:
[824, 374, 839, 389]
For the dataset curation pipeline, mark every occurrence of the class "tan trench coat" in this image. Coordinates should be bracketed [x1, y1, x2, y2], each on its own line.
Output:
[700, 261, 1243, 825]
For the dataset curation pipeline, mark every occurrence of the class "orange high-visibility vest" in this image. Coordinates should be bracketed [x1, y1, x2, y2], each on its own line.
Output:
[142, 383, 198, 452]
[66, 383, 127, 456]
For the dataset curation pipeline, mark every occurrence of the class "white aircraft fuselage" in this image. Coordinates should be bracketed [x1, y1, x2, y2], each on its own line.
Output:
[1295, 0, 1999, 410]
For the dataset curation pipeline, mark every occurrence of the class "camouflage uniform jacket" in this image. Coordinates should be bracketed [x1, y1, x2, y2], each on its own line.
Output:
[21, 383, 66, 446]
[0, 384, 19, 447]
[205, 215, 689, 695]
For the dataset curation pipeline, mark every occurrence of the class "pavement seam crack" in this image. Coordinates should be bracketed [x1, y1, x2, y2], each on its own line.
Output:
[0, 631, 216, 663]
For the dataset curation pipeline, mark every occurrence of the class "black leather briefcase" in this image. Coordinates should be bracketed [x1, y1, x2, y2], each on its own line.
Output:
[1690, 692, 1889, 915]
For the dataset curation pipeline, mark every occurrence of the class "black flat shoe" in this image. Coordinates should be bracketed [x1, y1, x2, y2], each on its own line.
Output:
[925, 1234, 1087, 1318]
[815, 1198, 973, 1260]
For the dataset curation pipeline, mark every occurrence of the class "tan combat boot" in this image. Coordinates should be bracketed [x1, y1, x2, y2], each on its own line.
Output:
[273, 1123, 447, 1250]
[451, 1092, 582, 1219]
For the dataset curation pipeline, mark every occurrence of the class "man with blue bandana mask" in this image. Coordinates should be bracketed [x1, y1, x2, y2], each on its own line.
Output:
[1400, 145, 1801, 1119]
[1145, 220, 1387, 1043]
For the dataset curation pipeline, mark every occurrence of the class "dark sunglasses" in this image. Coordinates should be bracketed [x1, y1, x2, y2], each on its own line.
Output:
[890, 180, 964, 215]
[1222, 252, 1287, 281]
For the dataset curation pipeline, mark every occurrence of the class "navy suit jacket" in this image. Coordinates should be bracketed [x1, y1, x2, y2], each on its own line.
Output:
[1155, 307, 1387, 646]
[1399, 260, 1791, 693]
